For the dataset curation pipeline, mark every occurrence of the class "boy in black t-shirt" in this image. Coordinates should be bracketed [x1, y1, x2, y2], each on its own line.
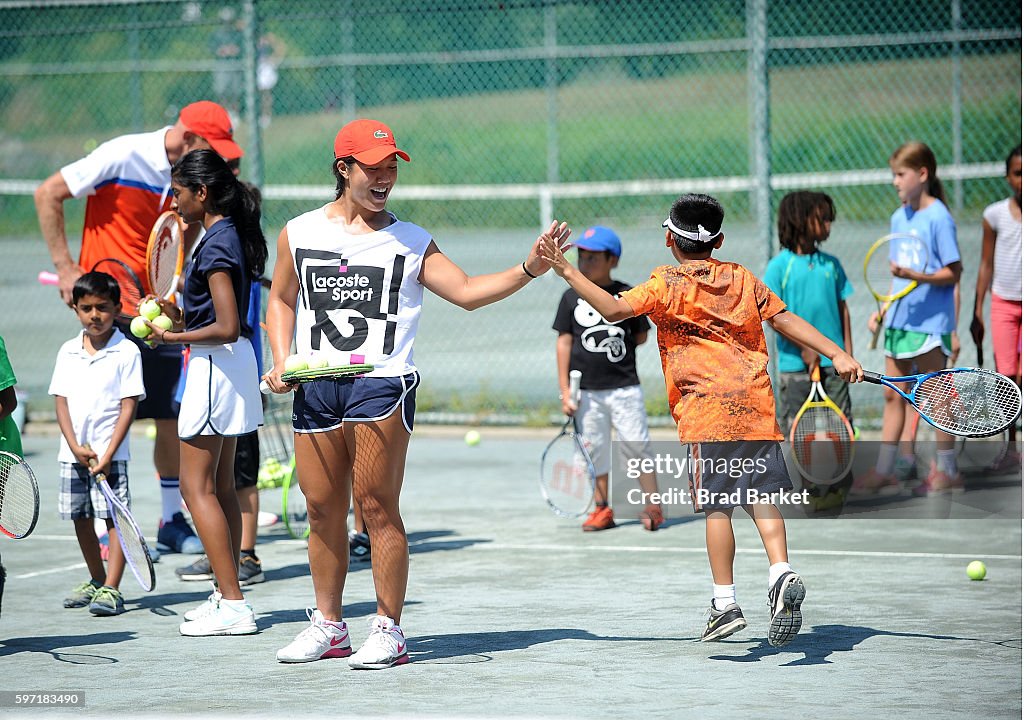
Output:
[552, 227, 663, 532]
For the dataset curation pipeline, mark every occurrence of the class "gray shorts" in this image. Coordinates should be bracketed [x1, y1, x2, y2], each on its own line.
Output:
[58, 461, 130, 520]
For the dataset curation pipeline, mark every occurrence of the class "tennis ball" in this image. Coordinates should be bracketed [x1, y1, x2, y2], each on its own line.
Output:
[966, 560, 987, 581]
[284, 354, 309, 373]
[464, 430, 481, 447]
[151, 314, 173, 332]
[140, 299, 162, 321]
[308, 355, 329, 370]
[145, 423, 157, 440]
[130, 315, 152, 338]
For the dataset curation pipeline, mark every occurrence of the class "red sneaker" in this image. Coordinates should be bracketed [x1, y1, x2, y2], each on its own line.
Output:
[582, 506, 615, 532]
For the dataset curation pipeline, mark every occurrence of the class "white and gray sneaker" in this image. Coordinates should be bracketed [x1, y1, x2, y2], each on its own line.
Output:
[277, 608, 352, 663]
[348, 615, 409, 669]
[184, 584, 222, 621]
[767, 572, 805, 647]
[179, 598, 257, 636]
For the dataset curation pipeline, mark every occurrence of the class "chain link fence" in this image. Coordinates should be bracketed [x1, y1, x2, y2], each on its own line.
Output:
[0, 0, 1020, 425]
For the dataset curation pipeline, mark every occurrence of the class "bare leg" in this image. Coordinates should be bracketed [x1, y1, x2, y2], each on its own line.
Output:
[744, 503, 789, 565]
[236, 485, 259, 551]
[74, 518, 105, 582]
[180, 435, 243, 600]
[297, 428, 352, 623]
[705, 509, 736, 585]
[350, 412, 411, 623]
[102, 518, 126, 588]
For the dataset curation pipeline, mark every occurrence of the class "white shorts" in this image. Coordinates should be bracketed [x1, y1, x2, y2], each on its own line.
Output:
[178, 339, 263, 439]
[577, 384, 654, 476]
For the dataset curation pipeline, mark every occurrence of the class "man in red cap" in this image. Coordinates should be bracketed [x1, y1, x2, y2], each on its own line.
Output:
[34, 100, 244, 557]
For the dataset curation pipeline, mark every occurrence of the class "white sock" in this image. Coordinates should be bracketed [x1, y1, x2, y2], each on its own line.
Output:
[220, 598, 250, 611]
[159, 477, 182, 522]
[875, 444, 898, 476]
[936, 448, 958, 477]
[768, 562, 793, 587]
[712, 583, 736, 610]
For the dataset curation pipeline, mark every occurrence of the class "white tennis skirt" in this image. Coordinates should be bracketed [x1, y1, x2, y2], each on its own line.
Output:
[178, 339, 263, 439]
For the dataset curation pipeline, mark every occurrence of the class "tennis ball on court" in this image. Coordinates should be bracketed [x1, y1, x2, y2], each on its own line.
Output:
[966, 560, 987, 581]
[130, 315, 152, 338]
[151, 314, 173, 332]
[145, 424, 157, 440]
[140, 298, 162, 321]
[465, 430, 481, 447]
[284, 354, 308, 373]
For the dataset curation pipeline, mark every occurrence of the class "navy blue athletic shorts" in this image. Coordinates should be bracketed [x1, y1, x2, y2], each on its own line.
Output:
[292, 372, 419, 434]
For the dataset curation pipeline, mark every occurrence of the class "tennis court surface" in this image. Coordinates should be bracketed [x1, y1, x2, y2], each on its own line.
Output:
[2, 426, 1020, 720]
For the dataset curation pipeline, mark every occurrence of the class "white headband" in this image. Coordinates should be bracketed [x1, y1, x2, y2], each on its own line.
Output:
[663, 217, 722, 244]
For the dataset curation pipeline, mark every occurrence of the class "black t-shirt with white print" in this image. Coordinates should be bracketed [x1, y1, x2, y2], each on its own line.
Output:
[552, 281, 650, 390]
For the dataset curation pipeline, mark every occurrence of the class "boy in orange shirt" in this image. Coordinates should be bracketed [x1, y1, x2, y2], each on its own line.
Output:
[539, 193, 862, 647]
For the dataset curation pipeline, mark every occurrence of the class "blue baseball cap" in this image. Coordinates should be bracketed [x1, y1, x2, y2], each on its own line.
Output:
[575, 226, 621, 257]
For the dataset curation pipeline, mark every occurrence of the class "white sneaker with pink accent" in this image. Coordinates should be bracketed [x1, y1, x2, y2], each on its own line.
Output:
[277, 608, 351, 663]
[348, 615, 409, 669]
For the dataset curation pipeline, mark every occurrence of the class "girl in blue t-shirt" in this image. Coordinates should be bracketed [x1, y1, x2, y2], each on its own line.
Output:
[854, 141, 963, 497]
[145, 149, 268, 637]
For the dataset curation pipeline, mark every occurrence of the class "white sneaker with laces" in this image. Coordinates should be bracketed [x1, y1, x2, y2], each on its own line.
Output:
[179, 598, 257, 636]
[348, 615, 409, 669]
[184, 585, 222, 621]
[276, 608, 352, 663]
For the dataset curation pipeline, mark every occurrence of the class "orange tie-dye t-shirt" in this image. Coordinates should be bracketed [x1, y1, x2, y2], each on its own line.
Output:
[620, 259, 787, 443]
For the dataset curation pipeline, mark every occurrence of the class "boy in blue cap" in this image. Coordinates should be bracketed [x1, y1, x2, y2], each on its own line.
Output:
[551, 226, 663, 531]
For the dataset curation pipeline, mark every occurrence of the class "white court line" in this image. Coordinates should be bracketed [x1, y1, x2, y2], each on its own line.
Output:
[482, 543, 1022, 561]
[15, 562, 87, 579]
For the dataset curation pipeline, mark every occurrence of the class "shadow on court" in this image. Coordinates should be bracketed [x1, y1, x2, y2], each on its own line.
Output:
[0, 631, 136, 664]
[408, 628, 691, 663]
[708, 623, 1004, 666]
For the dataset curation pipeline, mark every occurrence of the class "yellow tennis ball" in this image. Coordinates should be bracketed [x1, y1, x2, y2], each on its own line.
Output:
[464, 430, 481, 447]
[284, 354, 308, 373]
[966, 560, 987, 581]
[130, 316, 152, 338]
[145, 424, 157, 440]
[140, 299, 162, 321]
[151, 314, 173, 332]
[308, 355, 329, 370]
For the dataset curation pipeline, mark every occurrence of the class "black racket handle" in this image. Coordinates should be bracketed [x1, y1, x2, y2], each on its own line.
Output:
[828, 367, 883, 384]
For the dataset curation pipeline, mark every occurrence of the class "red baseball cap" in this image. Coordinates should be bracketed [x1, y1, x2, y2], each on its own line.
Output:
[333, 119, 410, 164]
[179, 101, 244, 160]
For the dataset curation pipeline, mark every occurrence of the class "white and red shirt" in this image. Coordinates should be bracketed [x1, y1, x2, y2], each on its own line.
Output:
[61, 127, 173, 285]
[286, 208, 432, 377]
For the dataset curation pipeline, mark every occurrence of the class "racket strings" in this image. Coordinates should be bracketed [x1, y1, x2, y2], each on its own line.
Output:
[792, 407, 852, 480]
[915, 372, 1022, 436]
[151, 235, 180, 298]
[110, 506, 153, 590]
[0, 457, 37, 537]
[93, 260, 143, 316]
[541, 432, 595, 515]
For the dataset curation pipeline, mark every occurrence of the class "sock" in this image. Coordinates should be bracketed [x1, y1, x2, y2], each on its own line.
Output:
[768, 561, 793, 588]
[896, 453, 916, 468]
[875, 444, 898, 476]
[712, 583, 736, 610]
[220, 598, 250, 611]
[936, 448, 958, 477]
[159, 476, 182, 523]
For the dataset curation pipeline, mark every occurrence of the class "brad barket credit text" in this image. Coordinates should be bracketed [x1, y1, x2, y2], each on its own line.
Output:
[626, 488, 812, 507]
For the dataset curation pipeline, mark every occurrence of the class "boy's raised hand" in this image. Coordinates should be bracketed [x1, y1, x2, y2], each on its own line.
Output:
[527, 220, 572, 278]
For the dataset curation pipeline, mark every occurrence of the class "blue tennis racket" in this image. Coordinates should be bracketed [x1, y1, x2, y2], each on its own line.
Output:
[861, 367, 1021, 438]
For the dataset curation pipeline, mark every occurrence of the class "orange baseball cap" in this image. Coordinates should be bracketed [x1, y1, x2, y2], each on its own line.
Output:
[333, 119, 410, 164]
[179, 101, 244, 160]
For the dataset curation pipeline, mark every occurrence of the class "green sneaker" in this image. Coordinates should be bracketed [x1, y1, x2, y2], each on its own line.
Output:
[64, 579, 102, 609]
[89, 586, 125, 616]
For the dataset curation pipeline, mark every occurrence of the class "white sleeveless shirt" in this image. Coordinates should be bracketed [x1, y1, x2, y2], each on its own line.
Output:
[983, 198, 1022, 302]
[286, 207, 432, 377]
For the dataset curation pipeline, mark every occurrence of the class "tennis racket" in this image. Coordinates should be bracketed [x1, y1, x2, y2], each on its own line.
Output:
[860, 368, 1022, 438]
[280, 455, 309, 540]
[90, 258, 146, 322]
[259, 363, 375, 394]
[789, 360, 855, 486]
[539, 370, 597, 518]
[83, 445, 156, 591]
[864, 233, 930, 350]
[0, 451, 40, 539]
[146, 211, 185, 300]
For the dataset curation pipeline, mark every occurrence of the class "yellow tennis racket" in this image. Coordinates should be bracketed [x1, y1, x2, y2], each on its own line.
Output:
[864, 232, 929, 350]
[789, 359, 855, 486]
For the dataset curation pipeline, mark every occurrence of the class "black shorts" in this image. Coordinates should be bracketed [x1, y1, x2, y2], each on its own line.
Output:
[293, 372, 419, 434]
[119, 324, 183, 420]
[234, 430, 259, 489]
[685, 440, 793, 513]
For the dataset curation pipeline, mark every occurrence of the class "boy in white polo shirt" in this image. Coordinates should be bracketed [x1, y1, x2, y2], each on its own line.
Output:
[50, 272, 145, 616]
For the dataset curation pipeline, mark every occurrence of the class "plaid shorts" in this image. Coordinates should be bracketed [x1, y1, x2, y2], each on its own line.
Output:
[58, 461, 131, 520]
